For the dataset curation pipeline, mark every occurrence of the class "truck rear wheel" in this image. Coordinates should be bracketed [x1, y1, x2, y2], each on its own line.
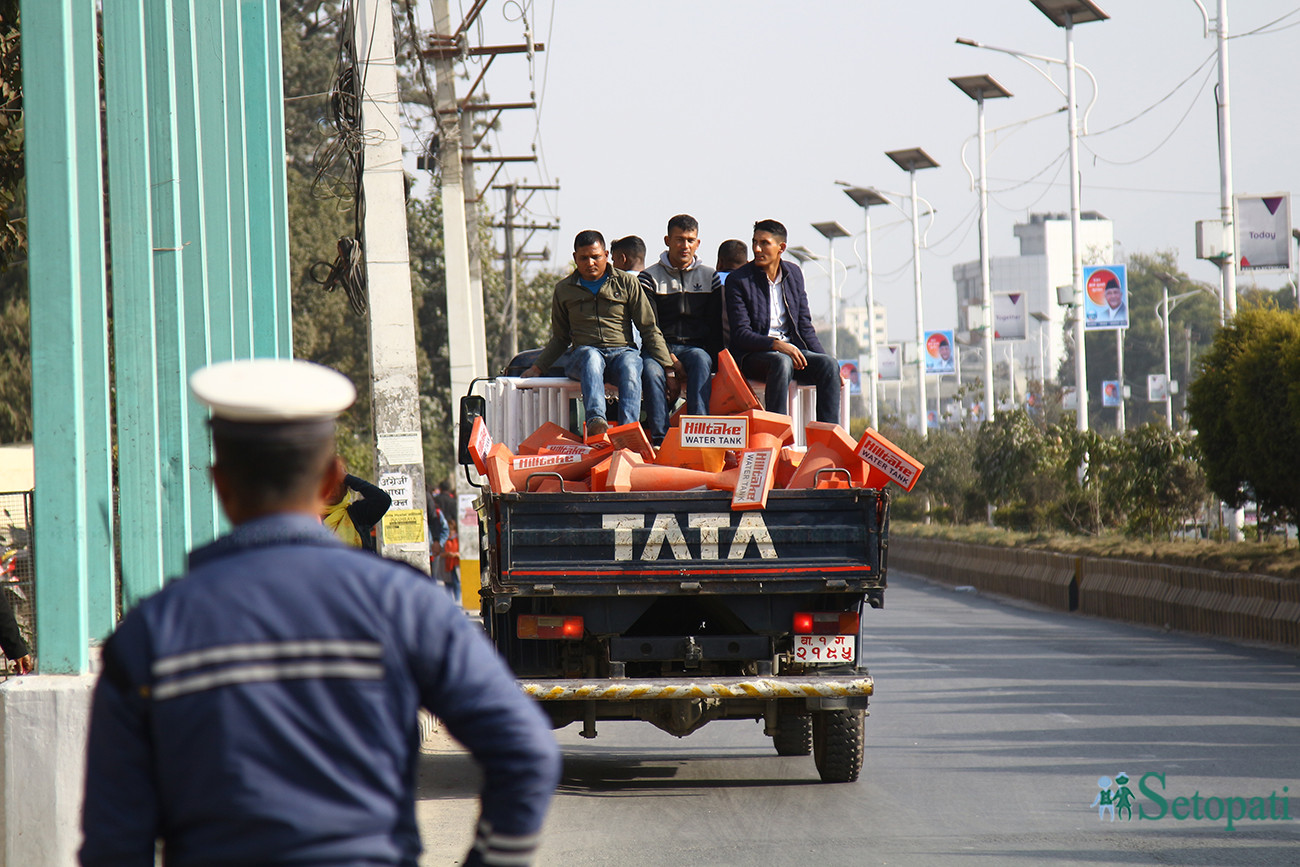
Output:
[812, 710, 863, 783]
[772, 713, 812, 756]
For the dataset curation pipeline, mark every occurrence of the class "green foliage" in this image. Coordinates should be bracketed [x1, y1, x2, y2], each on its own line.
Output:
[907, 428, 982, 524]
[0, 0, 24, 272]
[1098, 424, 1206, 538]
[1188, 306, 1300, 528]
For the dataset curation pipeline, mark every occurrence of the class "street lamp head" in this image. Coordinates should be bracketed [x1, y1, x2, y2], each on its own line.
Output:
[885, 147, 939, 172]
[1029, 0, 1109, 27]
[843, 186, 891, 209]
[949, 74, 1013, 102]
[787, 245, 820, 264]
[811, 221, 850, 241]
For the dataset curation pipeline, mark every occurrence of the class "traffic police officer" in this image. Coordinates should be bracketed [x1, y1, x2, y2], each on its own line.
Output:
[81, 359, 561, 866]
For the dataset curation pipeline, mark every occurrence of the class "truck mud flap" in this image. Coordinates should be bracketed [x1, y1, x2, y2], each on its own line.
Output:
[520, 675, 873, 702]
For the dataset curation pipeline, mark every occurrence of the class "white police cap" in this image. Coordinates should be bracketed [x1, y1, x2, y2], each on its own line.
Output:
[190, 359, 356, 424]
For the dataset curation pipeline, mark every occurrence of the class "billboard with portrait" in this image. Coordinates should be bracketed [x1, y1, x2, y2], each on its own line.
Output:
[877, 344, 902, 381]
[993, 292, 1027, 341]
[839, 358, 861, 396]
[1102, 380, 1121, 408]
[1083, 265, 1128, 330]
[924, 330, 955, 375]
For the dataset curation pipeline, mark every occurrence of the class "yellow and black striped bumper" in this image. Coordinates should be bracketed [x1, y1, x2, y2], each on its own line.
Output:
[520, 675, 873, 702]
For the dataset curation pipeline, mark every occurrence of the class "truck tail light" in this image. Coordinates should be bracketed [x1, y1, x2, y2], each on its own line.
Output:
[517, 615, 584, 640]
[793, 612, 859, 635]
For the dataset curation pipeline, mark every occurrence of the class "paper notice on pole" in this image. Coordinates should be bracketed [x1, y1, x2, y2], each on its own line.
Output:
[378, 472, 413, 510]
[377, 432, 423, 466]
[381, 508, 425, 544]
[457, 492, 480, 560]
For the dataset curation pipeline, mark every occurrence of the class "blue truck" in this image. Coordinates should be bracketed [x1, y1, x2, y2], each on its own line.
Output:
[460, 379, 888, 782]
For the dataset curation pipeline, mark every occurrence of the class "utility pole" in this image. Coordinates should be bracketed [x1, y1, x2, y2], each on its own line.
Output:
[353, 0, 430, 571]
[492, 183, 559, 363]
[502, 183, 517, 359]
[1215, 0, 1238, 319]
[429, 0, 486, 423]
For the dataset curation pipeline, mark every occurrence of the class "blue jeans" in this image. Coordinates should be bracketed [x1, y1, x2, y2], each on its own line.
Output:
[740, 349, 841, 424]
[565, 345, 643, 425]
[642, 344, 713, 443]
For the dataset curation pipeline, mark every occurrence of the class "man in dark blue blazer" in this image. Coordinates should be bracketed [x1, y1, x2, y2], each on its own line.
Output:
[723, 219, 841, 423]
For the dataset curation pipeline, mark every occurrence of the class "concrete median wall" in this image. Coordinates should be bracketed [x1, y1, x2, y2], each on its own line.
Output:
[890, 535, 1300, 647]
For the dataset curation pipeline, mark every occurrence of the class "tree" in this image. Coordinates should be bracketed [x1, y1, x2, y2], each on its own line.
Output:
[1102, 424, 1206, 538]
[1187, 306, 1300, 527]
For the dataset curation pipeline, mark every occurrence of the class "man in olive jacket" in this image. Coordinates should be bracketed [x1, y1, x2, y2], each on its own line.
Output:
[524, 230, 671, 436]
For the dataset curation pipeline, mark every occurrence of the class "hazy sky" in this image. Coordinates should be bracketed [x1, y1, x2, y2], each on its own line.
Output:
[420, 1, 1300, 341]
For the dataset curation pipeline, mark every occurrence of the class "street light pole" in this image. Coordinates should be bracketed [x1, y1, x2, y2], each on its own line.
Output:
[1029, 0, 1109, 432]
[886, 148, 939, 438]
[842, 187, 892, 430]
[950, 75, 1012, 425]
[1161, 283, 1174, 427]
[1216, 0, 1238, 319]
[812, 221, 851, 362]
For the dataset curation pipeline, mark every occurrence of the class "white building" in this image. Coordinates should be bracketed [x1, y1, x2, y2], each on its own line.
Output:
[952, 211, 1114, 396]
[841, 304, 888, 356]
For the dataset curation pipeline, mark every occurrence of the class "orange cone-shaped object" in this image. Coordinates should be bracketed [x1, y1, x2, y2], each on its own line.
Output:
[587, 452, 616, 492]
[652, 426, 724, 472]
[802, 421, 872, 486]
[609, 449, 737, 493]
[855, 427, 925, 491]
[775, 446, 803, 488]
[708, 349, 761, 415]
[738, 408, 794, 451]
[529, 477, 591, 494]
[518, 421, 582, 455]
[606, 421, 656, 461]
[467, 415, 494, 475]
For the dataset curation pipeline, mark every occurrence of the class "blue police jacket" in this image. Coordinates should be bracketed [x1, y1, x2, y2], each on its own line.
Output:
[81, 513, 561, 867]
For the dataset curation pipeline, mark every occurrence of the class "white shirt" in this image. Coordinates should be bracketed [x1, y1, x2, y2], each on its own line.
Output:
[767, 273, 789, 340]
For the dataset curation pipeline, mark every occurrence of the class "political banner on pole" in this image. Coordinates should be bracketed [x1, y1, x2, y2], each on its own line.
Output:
[993, 292, 1027, 340]
[877, 344, 902, 381]
[1083, 264, 1128, 330]
[1235, 193, 1292, 271]
[923, 330, 955, 375]
[838, 358, 861, 396]
[1102, 380, 1121, 407]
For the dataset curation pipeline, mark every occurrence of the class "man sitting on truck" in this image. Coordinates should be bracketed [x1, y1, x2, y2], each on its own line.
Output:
[639, 214, 725, 446]
[724, 219, 841, 424]
[524, 230, 671, 437]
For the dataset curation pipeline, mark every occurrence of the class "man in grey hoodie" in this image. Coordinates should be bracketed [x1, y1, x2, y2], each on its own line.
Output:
[638, 214, 724, 445]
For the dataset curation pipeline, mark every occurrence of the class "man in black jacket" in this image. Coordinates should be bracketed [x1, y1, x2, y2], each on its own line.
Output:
[724, 219, 840, 424]
[639, 214, 724, 444]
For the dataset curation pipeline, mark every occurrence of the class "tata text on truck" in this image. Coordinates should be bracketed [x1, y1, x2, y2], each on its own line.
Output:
[458, 365, 921, 783]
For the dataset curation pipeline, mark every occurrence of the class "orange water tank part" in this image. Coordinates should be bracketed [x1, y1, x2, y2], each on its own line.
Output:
[605, 421, 656, 461]
[708, 349, 761, 415]
[518, 421, 582, 455]
[737, 408, 795, 451]
[609, 449, 738, 493]
[652, 426, 724, 472]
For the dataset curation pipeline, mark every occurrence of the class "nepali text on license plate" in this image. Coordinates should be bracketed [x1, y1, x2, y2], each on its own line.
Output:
[794, 635, 855, 664]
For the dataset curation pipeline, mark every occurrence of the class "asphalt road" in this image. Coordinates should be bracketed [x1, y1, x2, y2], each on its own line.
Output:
[417, 572, 1300, 866]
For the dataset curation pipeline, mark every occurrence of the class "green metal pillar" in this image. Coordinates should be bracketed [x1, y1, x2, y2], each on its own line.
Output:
[222, 0, 254, 359]
[104, 0, 166, 609]
[23, 0, 108, 672]
[144, 0, 194, 581]
[239, 0, 281, 357]
[171, 0, 220, 547]
[262, 1, 294, 358]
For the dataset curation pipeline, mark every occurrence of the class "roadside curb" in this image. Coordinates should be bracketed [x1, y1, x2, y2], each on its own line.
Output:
[890, 535, 1300, 648]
